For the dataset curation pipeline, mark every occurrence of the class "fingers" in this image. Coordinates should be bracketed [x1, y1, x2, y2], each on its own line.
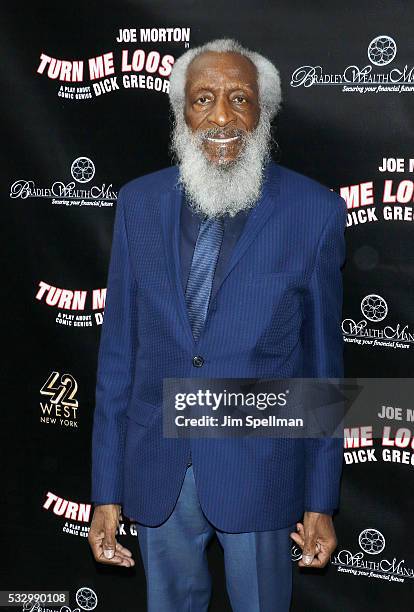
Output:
[298, 547, 330, 568]
[290, 532, 304, 548]
[302, 531, 318, 565]
[88, 507, 135, 567]
[289, 533, 302, 546]
[115, 541, 134, 558]
[294, 521, 321, 567]
[97, 548, 135, 567]
[290, 522, 305, 547]
[100, 532, 135, 566]
[95, 539, 135, 567]
[103, 538, 116, 559]
[291, 520, 335, 569]
[298, 540, 332, 568]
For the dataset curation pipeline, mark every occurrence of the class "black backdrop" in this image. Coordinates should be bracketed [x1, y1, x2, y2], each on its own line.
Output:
[3, 1, 414, 610]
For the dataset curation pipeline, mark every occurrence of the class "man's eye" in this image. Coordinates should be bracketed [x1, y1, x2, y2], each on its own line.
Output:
[196, 96, 210, 105]
[233, 96, 247, 104]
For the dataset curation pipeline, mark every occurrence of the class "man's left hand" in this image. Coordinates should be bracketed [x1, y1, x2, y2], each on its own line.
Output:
[290, 511, 337, 568]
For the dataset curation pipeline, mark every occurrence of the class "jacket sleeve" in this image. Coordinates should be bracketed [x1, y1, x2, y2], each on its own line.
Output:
[302, 195, 347, 514]
[90, 187, 137, 505]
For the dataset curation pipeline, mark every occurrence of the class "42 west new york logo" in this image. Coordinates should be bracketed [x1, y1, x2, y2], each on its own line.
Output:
[290, 35, 414, 93]
[39, 370, 79, 428]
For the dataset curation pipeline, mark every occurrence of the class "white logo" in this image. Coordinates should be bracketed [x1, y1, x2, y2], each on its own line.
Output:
[290, 35, 413, 93]
[343, 292, 414, 349]
[9, 156, 116, 205]
[358, 528, 386, 555]
[71, 157, 95, 183]
[291, 544, 302, 561]
[360, 294, 388, 322]
[332, 526, 414, 581]
[368, 36, 397, 66]
[75, 587, 98, 610]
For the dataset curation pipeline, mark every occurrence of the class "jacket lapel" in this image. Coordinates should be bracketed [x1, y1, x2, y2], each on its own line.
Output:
[160, 174, 196, 346]
[211, 161, 281, 300]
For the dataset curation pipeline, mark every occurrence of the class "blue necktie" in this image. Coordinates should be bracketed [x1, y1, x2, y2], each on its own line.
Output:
[185, 216, 224, 342]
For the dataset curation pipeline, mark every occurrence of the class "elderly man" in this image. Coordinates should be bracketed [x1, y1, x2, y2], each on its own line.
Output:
[88, 38, 347, 611]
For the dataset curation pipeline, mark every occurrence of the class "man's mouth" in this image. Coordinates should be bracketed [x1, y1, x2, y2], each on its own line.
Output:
[205, 135, 241, 144]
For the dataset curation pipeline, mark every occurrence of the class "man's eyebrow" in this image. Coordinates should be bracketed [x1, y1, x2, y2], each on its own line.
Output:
[187, 80, 256, 93]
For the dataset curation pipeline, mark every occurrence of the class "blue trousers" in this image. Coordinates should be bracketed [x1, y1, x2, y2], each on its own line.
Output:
[136, 465, 294, 611]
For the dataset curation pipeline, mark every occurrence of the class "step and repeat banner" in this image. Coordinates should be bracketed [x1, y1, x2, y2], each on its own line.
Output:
[3, 1, 413, 611]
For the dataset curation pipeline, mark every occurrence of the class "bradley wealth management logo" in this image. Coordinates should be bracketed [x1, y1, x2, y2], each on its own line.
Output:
[342, 293, 414, 350]
[291, 544, 302, 562]
[75, 587, 98, 611]
[70, 156, 95, 183]
[9, 156, 117, 207]
[290, 35, 414, 93]
[332, 527, 414, 583]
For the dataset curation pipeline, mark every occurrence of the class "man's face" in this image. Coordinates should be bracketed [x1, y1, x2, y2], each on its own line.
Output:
[184, 51, 260, 165]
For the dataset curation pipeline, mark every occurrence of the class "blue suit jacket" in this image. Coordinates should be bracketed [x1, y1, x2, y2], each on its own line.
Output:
[91, 160, 347, 532]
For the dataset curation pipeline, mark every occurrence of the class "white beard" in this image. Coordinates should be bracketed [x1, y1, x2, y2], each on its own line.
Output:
[171, 114, 272, 219]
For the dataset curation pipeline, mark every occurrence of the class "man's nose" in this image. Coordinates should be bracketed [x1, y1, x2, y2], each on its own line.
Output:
[208, 97, 235, 128]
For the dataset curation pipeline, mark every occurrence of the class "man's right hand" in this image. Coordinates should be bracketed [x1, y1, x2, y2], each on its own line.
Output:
[88, 504, 135, 567]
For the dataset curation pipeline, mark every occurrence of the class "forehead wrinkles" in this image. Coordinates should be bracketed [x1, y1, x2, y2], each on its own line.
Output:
[185, 54, 258, 92]
[187, 77, 257, 93]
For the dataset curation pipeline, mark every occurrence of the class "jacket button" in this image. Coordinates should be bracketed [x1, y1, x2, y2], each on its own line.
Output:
[192, 355, 204, 367]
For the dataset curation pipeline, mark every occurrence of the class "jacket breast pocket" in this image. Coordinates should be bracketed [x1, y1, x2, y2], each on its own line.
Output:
[249, 270, 307, 283]
[246, 271, 306, 357]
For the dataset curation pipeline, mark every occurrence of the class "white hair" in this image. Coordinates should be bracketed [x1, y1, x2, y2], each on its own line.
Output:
[171, 114, 271, 218]
[168, 38, 281, 219]
[168, 37, 282, 123]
